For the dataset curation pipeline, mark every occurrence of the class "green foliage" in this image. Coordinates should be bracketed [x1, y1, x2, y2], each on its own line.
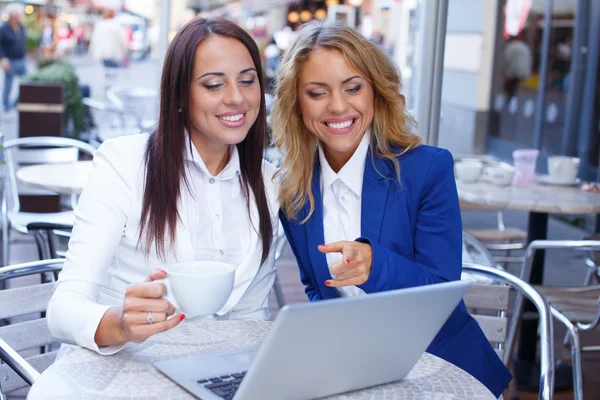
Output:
[24, 14, 41, 52]
[23, 60, 85, 138]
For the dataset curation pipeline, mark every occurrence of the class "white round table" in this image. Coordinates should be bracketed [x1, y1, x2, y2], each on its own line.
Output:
[28, 320, 495, 399]
[16, 161, 93, 195]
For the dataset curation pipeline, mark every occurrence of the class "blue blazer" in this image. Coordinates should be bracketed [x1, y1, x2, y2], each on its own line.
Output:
[280, 144, 512, 397]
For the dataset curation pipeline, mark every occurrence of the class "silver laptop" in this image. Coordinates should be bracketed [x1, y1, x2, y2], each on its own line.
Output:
[155, 280, 471, 400]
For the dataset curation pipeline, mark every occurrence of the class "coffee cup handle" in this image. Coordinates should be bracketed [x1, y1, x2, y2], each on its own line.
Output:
[152, 277, 182, 316]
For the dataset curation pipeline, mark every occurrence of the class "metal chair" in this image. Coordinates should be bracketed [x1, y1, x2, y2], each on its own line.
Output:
[463, 230, 497, 265]
[25, 222, 72, 263]
[0, 259, 64, 399]
[514, 239, 600, 400]
[82, 97, 146, 147]
[463, 263, 555, 400]
[1, 137, 96, 268]
[461, 199, 527, 269]
[582, 234, 600, 285]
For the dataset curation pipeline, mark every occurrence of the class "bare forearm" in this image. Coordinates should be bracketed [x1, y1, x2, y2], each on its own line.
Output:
[94, 307, 127, 347]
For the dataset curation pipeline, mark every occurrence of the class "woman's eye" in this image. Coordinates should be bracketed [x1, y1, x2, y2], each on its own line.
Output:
[240, 79, 255, 87]
[203, 83, 223, 91]
[308, 92, 325, 99]
[347, 85, 361, 94]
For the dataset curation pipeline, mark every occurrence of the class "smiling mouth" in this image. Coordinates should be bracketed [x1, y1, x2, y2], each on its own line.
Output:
[325, 119, 355, 129]
[321, 118, 358, 133]
[217, 112, 246, 122]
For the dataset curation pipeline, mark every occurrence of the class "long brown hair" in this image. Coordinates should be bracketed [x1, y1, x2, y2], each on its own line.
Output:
[140, 17, 272, 262]
[272, 22, 420, 221]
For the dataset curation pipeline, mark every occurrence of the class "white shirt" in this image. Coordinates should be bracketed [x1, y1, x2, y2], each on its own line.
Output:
[319, 131, 370, 297]
[89, 18, 128, 62]
[183, 139, 249, 266]
[47, 133, 280, 355]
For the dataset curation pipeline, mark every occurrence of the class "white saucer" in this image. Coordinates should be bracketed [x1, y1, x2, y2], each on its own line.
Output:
[536, 175, 581, 186]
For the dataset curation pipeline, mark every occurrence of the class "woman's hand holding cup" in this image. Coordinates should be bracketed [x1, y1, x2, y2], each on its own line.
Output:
[119, 269, 185, 343]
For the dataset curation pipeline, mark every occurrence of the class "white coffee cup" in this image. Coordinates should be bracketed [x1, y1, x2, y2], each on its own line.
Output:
[454, 161, 484, 183]
[481, 163, 515, 186]
[165, 261, 236, 319]
[547, 156, 580, 184]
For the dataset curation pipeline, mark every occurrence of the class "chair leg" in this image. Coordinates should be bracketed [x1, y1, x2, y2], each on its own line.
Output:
[273, 273, 286, 308]
[551, 308, 584, 400]
[502, 241, 511, 270]
[33, 231, 55, 283]
[33, 231, 47, 260]
[1, 222, 9, 269]
[568, 326, 584, 400]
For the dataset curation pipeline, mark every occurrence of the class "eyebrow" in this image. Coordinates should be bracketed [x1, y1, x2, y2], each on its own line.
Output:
[198, 68, 257, 80]
[305, 75, 361, 87]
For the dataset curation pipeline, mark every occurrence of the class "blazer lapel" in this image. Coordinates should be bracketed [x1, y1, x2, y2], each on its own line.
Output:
[361, 149, 392, 241]
[304, 162, 338, 299]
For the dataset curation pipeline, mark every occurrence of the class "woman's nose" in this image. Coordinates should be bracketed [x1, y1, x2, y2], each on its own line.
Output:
[224, 84, 244, 106]
[327, 92, 348, 114]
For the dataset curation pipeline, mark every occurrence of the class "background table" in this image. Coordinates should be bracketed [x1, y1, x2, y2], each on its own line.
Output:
[16, 161, 93, 196]
[457, 179, 600, 389]
[28, 320, 495, 399]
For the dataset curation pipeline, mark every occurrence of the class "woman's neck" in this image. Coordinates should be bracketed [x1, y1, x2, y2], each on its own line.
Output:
[190, 135, 231, 176]
[324, 149, 353, 173]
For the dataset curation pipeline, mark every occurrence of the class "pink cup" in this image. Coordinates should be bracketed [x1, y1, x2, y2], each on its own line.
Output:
[512, 149, 539, 185]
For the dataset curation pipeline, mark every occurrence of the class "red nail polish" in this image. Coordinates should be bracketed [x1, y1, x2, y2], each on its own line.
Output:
[179, 314, 186, 321]
[325, 280, 331, 286]
[345, 259, 350, 265]
[157, 268, 167, 275]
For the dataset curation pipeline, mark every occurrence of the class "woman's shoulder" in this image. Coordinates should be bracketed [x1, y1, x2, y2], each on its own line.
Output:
[400, 144, 452, 160]
[92, 133, 151, 185]
[396, 144, 454, 170]
[96, 133, 151, 163]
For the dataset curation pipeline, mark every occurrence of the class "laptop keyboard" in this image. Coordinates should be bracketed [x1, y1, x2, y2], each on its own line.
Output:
[197, 371, 246, 399]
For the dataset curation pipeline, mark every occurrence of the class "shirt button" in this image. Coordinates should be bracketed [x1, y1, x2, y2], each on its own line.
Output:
[209, 178, 216, 184]
[212, 213, 219, 220]
[218, 249, 224, 256]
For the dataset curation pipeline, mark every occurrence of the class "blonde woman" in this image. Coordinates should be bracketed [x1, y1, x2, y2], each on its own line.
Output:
[272, 22, 511, 398]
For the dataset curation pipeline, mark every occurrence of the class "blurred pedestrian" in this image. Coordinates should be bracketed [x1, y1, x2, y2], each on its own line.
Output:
[503, 34, 532, 98]
[40, 18, 54, 59]
[89, 8, 129, 88]
[0, 3, 27, 117]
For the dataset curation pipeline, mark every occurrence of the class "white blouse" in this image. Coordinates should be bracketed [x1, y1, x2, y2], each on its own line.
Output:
[183, 138, 249, 266]
[319, 131, 370, 297]
[47, 133, 280, 355]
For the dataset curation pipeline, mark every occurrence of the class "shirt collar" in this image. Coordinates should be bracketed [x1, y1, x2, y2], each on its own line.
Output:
[184, 132, 241, 181]
[318, 129, 371, 197]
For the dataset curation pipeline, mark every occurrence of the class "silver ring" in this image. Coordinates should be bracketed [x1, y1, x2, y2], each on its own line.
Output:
[146, 312, 155, 324]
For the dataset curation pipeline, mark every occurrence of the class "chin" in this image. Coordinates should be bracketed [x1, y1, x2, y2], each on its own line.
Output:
[321, 134, 362, 153]
[217, 129, 251, 145]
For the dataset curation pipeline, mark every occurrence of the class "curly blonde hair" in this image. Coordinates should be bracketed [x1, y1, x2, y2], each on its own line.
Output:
[272, 22, 420, 221]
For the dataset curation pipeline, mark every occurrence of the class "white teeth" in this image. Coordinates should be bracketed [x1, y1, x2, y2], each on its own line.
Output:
[326, 119, 353, 129]
[219, 113, 244, 122]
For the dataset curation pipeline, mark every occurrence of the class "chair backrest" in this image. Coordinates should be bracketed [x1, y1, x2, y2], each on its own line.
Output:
[3, 136, 97, 214]
[0, 259, 64, 395]
[463, 230, 496, 268]
[463, 283, 510, 360]
[463, 263, 555, 400]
